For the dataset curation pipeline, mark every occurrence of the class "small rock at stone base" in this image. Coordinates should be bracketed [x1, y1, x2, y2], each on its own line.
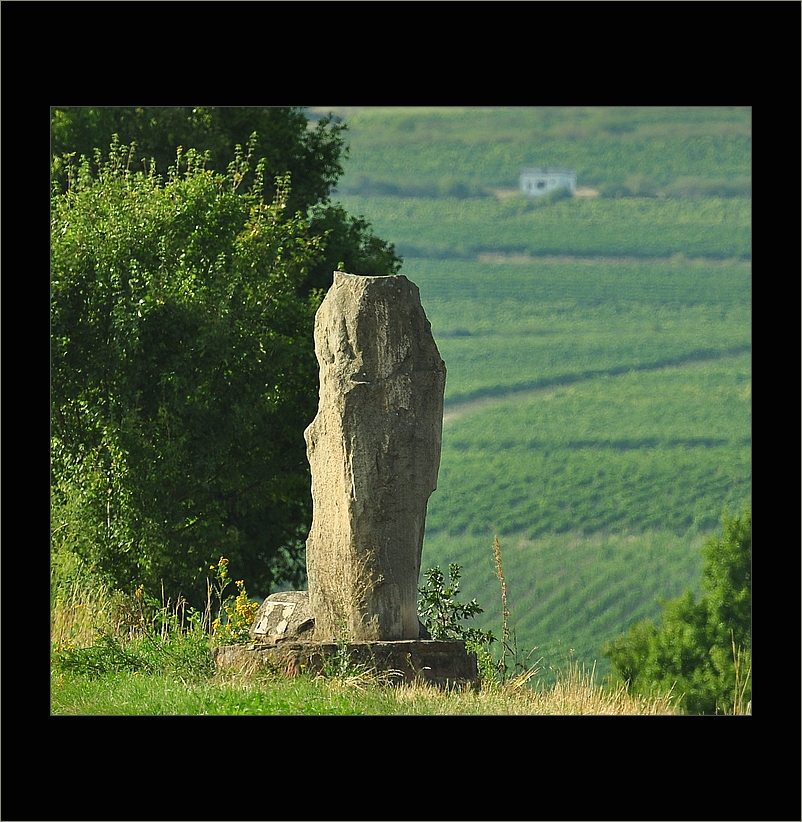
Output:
[250, 591, 315, 642]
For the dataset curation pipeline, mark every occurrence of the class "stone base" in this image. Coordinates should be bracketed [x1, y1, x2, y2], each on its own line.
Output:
[214, 639, 478, 689]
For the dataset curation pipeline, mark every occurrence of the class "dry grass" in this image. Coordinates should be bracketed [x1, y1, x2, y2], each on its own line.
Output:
[382, 661, 678, 715]
[542, 660, 678, 715]
[316, 666, 405, 692]
[51, 574, 112, 649]
[51, 558, 214, 651]
[212, 656, 679, 715]
[730, 638, 752, 716]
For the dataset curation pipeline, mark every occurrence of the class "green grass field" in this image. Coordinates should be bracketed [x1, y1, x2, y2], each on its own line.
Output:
[50, 664, 680, 715]
[413, 258, 750, 678]
[335, 195, 752, 260]
[319, 105, 751, 195]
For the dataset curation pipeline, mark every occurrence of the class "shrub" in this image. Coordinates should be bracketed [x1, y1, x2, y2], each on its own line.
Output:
[208, 557, 261, 646]
[602, 508, 751, 714]
[51, 138, 322, 605]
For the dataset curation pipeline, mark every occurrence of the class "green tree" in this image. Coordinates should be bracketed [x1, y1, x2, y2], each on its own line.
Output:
[304, 204, 402, 290]
[602, 508, 751, 714]
[51, 107, 342, 213]
[50, 106, 401, 291]
[701, 506, 752, 651]
[51, 138, 325, 604]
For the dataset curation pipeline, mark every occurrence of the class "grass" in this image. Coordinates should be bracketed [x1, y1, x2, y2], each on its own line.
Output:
[48, 538, 737, 715]
[48, 558, 679, 715]
[50, 549, 143, 650]
[51, 669, 366, 716]
[50, 663, 679, 716]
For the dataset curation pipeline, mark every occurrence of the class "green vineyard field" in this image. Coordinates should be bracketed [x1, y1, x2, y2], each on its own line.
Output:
[411, 257, 750, 679]
[335, 196, 752, 261]
[323, 105, 752, 194]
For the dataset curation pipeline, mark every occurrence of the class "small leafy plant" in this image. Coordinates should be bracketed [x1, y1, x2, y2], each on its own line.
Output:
[418, 563, 496, 645]
[418, 564, 486, 641]
[418, 547, 542, 690]
[418, 563, 498, 686]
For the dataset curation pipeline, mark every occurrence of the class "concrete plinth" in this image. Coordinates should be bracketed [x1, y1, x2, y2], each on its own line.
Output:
[214, 639, 478, 689]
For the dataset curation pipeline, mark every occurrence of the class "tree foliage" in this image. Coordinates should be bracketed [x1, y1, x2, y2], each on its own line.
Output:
[51, 107, 343, 214]
[50, 106, 402, 291]
[51, 137, 328, 604]
[51, 108, 403, 605]
[602, 508, 751, 714]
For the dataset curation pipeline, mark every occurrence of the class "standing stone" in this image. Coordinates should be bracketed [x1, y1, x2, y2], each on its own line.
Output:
[305, 272, 446, 642]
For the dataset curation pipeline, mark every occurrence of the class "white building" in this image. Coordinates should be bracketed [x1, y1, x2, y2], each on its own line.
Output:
[519, 167, 576, 198]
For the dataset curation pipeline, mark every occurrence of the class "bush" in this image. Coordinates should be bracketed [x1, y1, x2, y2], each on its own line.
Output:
[603, 508, 751, 714]
[599, 174, 658, 198]
[51, 138, 322, 605]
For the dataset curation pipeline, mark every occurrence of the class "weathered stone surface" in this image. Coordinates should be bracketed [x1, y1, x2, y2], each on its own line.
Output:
[250, 591, 315, 642]
[213, 639, 478, 689]
[249, 590, 432, 642]
[304, 272, 446, 642]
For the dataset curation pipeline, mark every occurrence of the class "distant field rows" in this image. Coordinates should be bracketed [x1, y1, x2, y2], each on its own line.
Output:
[327, 105, 751, 138]
[475, 253, 752, 267]
[339, 145, 751, 195]
[331, 106, 751, 190]
[442, 347, 750, 423]
[336, 195, 752, 260]
[405, 259, 751, 403]
[428, 353, 751, 539]
[409, 254, 750, 677]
